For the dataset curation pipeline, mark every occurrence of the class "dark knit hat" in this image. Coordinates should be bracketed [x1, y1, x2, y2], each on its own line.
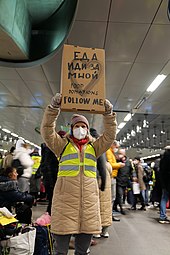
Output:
[71, 114, 89, 129]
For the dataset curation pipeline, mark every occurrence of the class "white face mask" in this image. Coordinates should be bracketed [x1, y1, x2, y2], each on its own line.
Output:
[113, 148, 118, 153]
[73, 127, 87, 140]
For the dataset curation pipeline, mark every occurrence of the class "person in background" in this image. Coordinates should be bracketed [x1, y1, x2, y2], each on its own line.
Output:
[2, 146, 15, 169]
[106, 141, 125, 221]
[159, 146, 170, 223]
[39, 130, 66, 215]
[90, 128, 112, 238]
[131, 157, 146, 211]
[40, 93, 117, 255]
[0, 166, 33, 212]
[13, 139, 34, 192]
[113, 148, 133, 215]
[141, 161, 153, 206]
[149, 158, 162, 208]
[30, 148, 41, 206]
[0, 152, 3, 169]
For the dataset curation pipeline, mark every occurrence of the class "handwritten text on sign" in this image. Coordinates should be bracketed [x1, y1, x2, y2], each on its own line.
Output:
[64, 50, 103, 105]
[61, 45, 105, 112]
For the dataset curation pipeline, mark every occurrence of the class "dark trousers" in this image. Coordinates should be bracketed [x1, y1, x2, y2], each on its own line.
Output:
[113, 184, 126, 211]
[132, 192, 145, 208]
[52, 233, 92, 255]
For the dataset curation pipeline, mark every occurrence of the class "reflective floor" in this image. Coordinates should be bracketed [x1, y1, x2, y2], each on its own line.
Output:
[32, 204, 170, 255]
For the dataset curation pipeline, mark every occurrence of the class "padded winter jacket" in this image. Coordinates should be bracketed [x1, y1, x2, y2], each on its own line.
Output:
[0, 176, 33, 211]
[106, 148, 122, 177]
[41, 106, 117, 235]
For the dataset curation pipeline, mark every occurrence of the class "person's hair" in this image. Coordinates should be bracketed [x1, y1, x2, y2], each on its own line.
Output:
[10, 146, 15, 153]
[112, 140, 119, 146]
[3, 166, 15, 178]
[134, 156, 141, 161]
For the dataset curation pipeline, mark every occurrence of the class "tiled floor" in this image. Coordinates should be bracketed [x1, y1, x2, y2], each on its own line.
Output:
[32, 203, 170, 255]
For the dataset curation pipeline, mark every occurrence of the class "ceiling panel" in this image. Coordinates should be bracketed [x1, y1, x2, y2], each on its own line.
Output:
[67, 21, 107, 49]
[136, 24, 170, 63]
[110, 0, 161, 23]
[0, 67, 21, 80]
[105, 61, 132, 86]
[154, 0, 170, 24]
[1, 80, 39, 106]
[16, 66, 47, 82]
[75, 0, 111, 22]
[42, 49, 62, 83]
[105, 23, 150, 61]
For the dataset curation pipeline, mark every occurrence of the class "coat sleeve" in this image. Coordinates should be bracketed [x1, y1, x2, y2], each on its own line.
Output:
[97, 154, 106, 191]
[93, 113, 117, 158]
[106, 149, 121, 170]
[40, 106, 68, 156]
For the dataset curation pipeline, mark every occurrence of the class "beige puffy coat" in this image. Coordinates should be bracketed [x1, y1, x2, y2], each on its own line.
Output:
[99, 161, 112, 227]
[41, 106, 117, 235]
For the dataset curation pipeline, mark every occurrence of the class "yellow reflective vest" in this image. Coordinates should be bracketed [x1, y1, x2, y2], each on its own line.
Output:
[31, 155, 41, 174]
[58, 142, 97, 178]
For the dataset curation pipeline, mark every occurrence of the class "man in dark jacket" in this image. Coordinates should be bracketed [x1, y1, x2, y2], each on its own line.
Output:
[112, 149, 133, 215]
[159, 146, 170, 223]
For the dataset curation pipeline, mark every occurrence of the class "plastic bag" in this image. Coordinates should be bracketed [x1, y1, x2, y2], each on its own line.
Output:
[0, 227, 36, 255]
[132, 182, 140, 194]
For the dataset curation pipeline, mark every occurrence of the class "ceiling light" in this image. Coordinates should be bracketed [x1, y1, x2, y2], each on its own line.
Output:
[134, 97, 146, 109]
[118, 122, 126, 129]
[2, 128, 11, 133]
[11, 132, 19, 137]
[146, 74, 167, 92]
[124, 113, 131, 122]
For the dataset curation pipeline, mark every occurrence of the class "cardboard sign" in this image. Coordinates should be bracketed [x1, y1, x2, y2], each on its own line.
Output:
[60, 44, 105, 113]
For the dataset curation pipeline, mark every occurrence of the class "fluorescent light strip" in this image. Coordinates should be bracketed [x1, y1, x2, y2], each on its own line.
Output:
[118, 122, 126, 129]
[2, 128, 11, 133]
[124, 113, 131, 122]
[146, 74, 167, 92]
[11, 133, 19, 137]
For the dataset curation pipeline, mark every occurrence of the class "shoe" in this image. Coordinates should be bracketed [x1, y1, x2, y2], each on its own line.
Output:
[159, 218, 170, 224]
[101, 232, 109, 238]
[87, 248, 90, 254]
[129, 206, 136, 210]
[93, 234, 101, 238]
[138, 206, 146, 211]
[112, 216, 120, 221]
[147, 204, 154, 209]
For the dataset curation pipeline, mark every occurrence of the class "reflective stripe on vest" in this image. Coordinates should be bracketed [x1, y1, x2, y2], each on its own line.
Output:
[58, 143, 97, 178]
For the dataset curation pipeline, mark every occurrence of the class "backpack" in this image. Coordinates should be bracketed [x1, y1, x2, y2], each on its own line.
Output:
[15, 203, 32, 224]
[34, 225, 53, 255]
[11, 159, 24, 177]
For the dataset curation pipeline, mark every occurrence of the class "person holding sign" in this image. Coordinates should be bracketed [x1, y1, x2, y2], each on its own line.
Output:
[41, 93, 117, 255]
